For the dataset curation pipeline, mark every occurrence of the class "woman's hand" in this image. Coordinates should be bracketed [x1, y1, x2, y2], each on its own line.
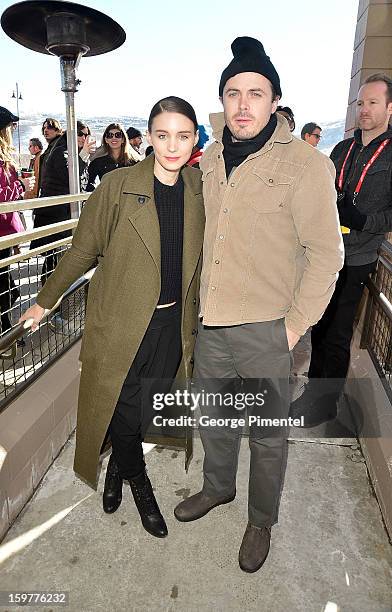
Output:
[20, 176, 36, 192]
[82, 136, 96, 156]
[19, 303, 47, 331]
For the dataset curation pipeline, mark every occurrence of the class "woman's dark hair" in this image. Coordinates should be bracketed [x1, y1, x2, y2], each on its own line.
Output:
[276, 106, 294, 122]
[148, 96, 198, 133]
[77, 120, 91, 136]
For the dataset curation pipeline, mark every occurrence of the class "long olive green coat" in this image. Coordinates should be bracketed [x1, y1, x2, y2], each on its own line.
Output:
[37, 155, 205, 489]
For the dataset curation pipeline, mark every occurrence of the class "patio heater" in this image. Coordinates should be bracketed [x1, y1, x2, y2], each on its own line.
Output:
[1, 1, 125, 215]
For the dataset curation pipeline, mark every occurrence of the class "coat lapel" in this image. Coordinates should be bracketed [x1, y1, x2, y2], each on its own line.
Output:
[182, 168, 204, 298]
[122, 157, 204, 293]
[123, 156, 161, 273]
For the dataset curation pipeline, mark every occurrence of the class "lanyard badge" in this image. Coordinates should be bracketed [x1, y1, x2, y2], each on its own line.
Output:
[338, 138, 390, 202]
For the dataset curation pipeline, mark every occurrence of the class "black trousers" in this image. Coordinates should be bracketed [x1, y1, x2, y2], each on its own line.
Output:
[308, 261, 376, 388]
[0, 248, 19, 334]
[31, 213, 71, 287]
[109, 303, 182, 480]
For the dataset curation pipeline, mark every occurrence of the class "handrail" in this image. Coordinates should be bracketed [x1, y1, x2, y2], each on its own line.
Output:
[0, 192, 90, 214]
[366, 277, 392, 320]
[0, 219, 77, 250]
[0, 268, 95, 353]
[380, 239, 392, 259]
[0, 237, 72, 270]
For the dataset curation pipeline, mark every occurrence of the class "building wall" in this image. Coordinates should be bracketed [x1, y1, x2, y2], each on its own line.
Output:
[345, 1, 392, 539]
[345, 0, 392, 138]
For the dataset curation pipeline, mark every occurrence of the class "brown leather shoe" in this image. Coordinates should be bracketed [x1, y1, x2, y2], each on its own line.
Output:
[174, 490, 235, 522]
[238, 523, 271, 573]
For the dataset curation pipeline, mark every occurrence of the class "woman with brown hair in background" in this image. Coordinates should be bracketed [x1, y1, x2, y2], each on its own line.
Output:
[86, 122, 134, 191]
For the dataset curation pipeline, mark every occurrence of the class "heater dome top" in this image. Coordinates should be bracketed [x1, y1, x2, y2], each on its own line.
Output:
[1, 0, 126, 57]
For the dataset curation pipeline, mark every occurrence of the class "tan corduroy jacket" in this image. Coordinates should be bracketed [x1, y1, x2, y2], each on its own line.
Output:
[199, 113, 344, 337]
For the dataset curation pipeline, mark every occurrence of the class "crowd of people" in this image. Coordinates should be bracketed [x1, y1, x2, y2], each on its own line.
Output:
[0, 33, 391, 574]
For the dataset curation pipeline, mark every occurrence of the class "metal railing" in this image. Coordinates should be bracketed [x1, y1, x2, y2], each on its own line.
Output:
[0, 193, 91, 413]
[361, 241, 392, 400]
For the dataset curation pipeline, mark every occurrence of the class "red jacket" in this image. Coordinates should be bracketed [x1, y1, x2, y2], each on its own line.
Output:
[187, 149, 203, 167]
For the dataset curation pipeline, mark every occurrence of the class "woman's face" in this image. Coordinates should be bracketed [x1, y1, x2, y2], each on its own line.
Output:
[105, 128, 124, 151]
[147, 112, 198, 174]
[77, 126, 90, 150]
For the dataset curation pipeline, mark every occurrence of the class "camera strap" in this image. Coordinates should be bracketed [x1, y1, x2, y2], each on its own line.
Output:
[338, 138, 390, 201]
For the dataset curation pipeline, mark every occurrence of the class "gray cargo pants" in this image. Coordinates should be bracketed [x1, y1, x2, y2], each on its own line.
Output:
[194, 318, 291, 528]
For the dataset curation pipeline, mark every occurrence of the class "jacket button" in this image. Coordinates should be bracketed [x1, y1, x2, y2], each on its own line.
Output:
[223, 208, 228, 213]
[215, 260, 220, 264]
[218, 155, 221, 159]
[192, 328, 197, 335]
[193, 298, 197, 304]
[269, 178, 274, 184]
[190, 357, 194, 365]
[230, 182, 235, 187]
[138, 196, 145, 204]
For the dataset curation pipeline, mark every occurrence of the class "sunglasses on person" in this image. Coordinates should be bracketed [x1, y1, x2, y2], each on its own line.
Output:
[311, 133, 321, 140]
[78, 130, 89, 138]
[105, 131, 123, 139]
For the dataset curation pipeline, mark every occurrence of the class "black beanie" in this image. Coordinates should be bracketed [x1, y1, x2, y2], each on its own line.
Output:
[219, 36, 281, 98]
[0, 106, 18, 131]
[126, 127, 142, 140]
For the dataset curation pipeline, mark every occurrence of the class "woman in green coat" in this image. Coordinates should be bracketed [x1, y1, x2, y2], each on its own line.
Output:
[21, 97, 205, 539]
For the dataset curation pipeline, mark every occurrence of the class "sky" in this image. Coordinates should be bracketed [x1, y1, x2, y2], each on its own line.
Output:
[1, 0, 359, 127]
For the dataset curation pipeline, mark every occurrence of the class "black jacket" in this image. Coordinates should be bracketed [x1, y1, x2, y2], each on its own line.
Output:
[86, 154, 133, 191]
[35, 133, 88, 222]
[331, 127, 392, 265]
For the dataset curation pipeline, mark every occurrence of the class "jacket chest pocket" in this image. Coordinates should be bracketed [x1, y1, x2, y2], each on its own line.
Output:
[248, 170, 293, 213]
[359, 160, 391, 211]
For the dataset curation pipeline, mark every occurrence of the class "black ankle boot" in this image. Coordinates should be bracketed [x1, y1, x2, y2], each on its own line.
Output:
[103, 454, 123, 514]
[129, 470, 168, 538]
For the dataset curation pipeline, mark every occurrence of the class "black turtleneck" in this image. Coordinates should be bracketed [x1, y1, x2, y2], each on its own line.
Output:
[153, 175, 184, 305]
[222, 113, 277, 178]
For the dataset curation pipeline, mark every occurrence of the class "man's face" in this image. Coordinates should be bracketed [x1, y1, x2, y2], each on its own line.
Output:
[130, 136, 142, 150]
[29, 142, 40, 156]
[43, 122, 58, 143]
[304, 127, 322, 148]
[221, 72, 278, 140]
[356, 81, 392, 133]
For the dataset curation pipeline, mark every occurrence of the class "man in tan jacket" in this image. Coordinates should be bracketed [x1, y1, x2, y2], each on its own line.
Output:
[174, 36, 344, 572]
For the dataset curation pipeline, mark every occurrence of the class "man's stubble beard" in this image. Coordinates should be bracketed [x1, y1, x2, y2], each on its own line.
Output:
[228, 122, 262, 141]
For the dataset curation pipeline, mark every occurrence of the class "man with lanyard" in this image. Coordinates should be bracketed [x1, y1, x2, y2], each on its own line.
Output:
[174, 36, 344, 573]
[291, 73, 392, 427]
